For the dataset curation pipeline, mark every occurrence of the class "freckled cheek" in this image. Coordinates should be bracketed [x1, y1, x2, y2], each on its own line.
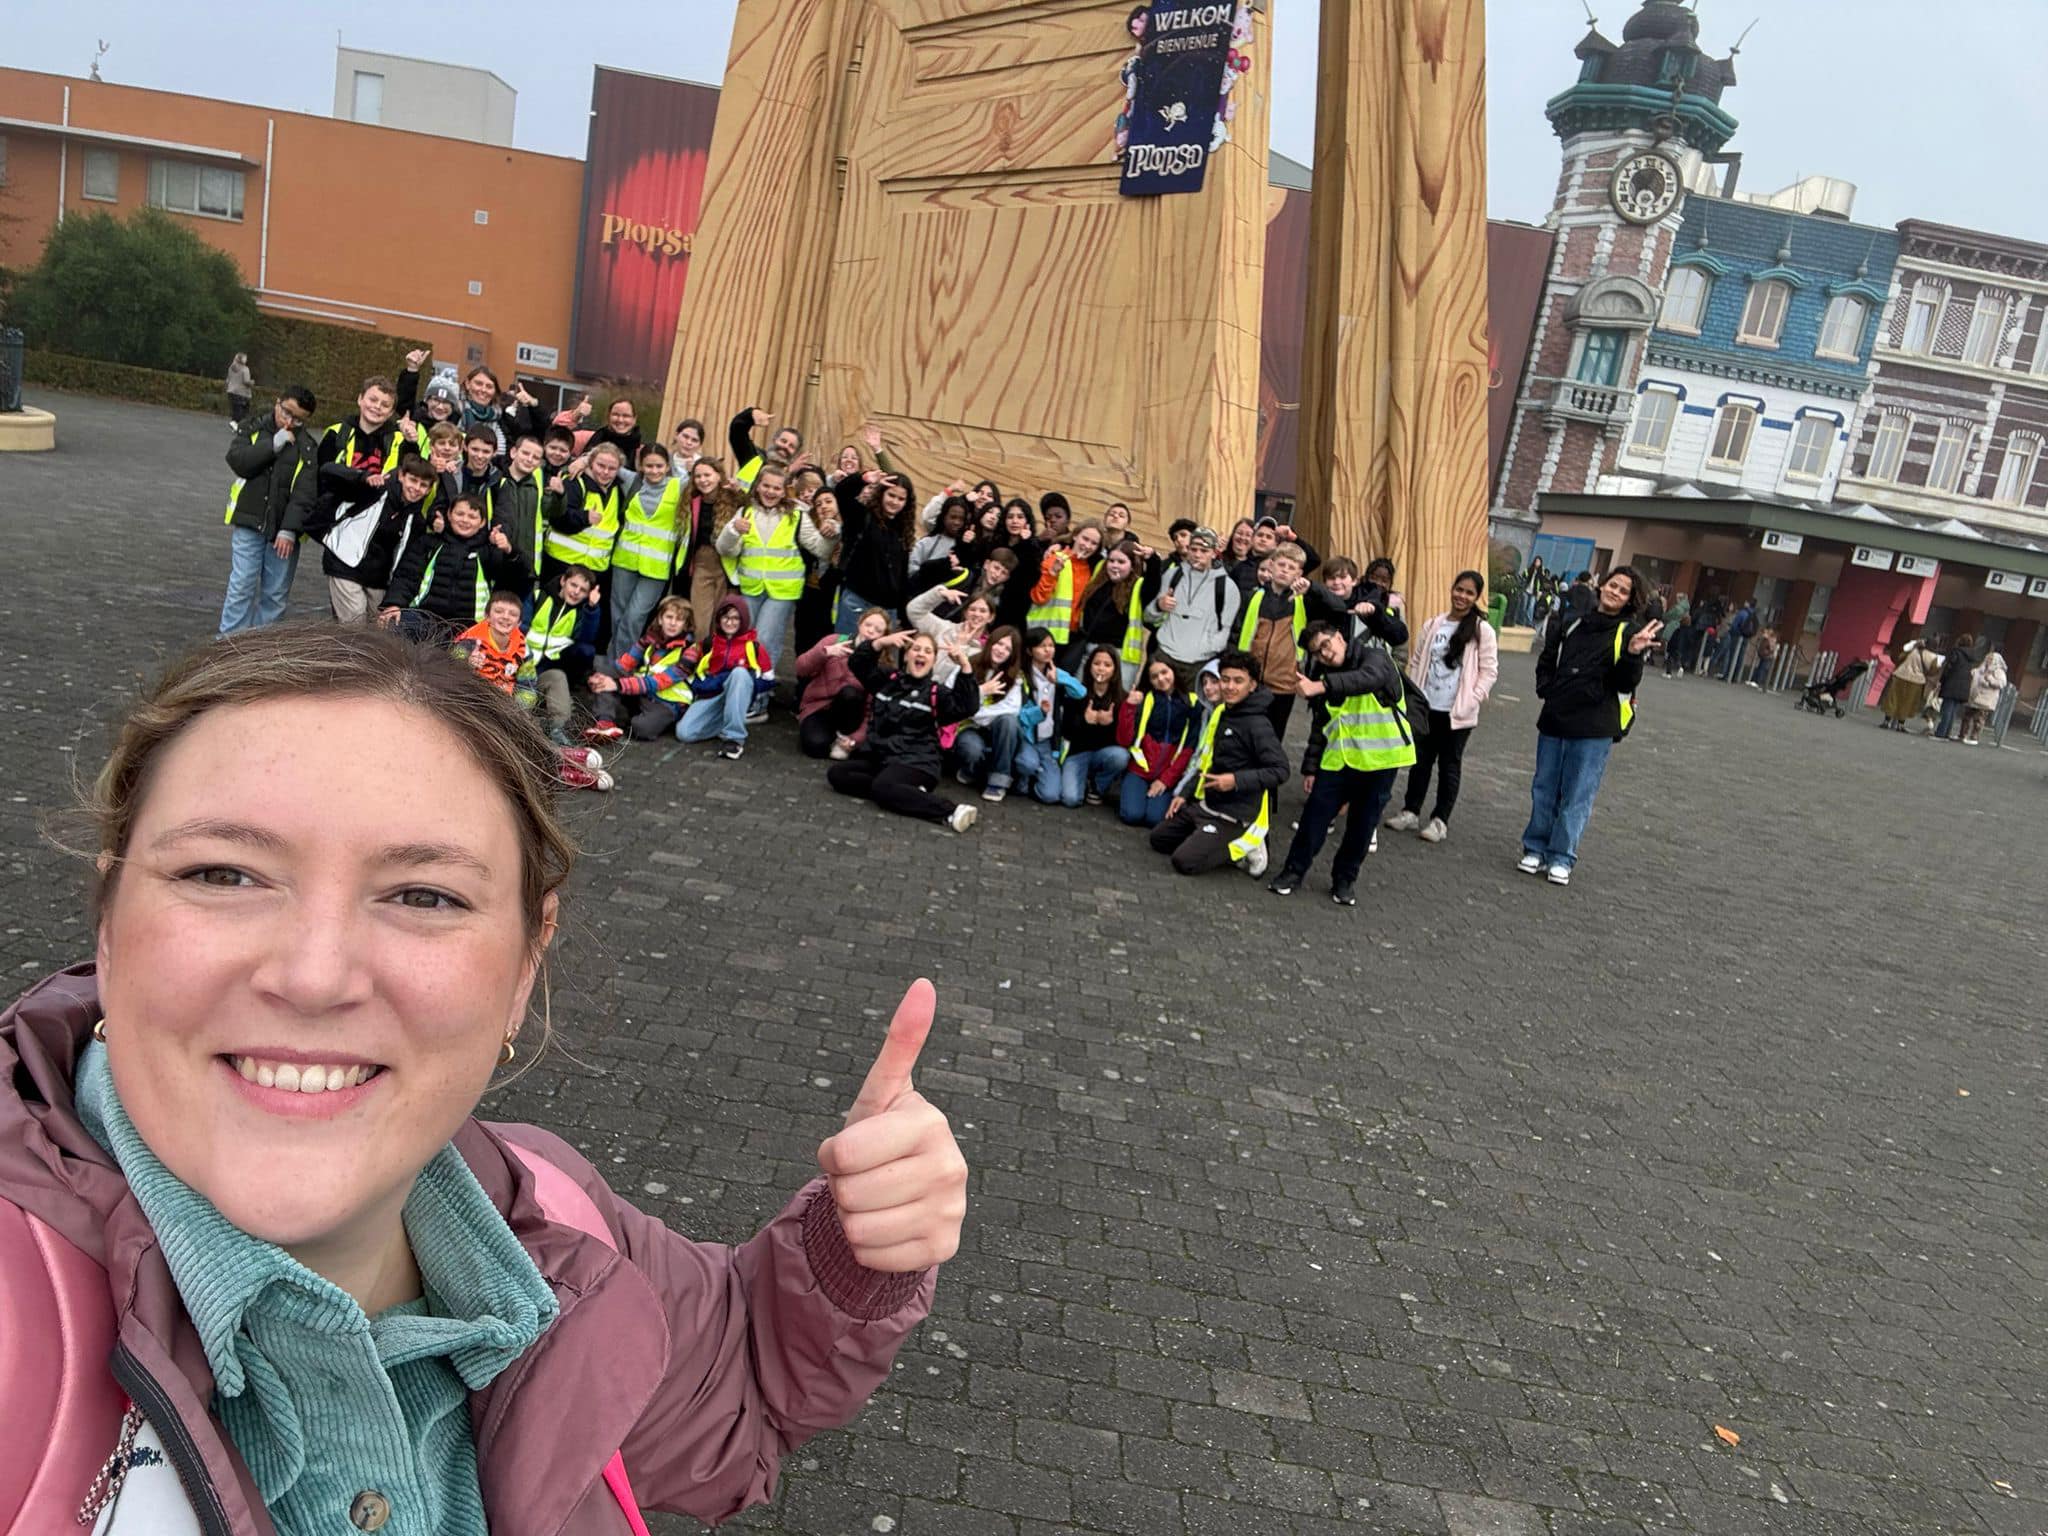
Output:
[102, 899, 262, 1046]
[376, 929, 530, 1062]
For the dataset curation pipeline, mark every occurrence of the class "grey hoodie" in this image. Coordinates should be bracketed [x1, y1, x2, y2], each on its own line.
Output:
[1145, 561, 1243, 665]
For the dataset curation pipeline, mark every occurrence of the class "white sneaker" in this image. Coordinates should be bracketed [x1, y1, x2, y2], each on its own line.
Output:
[1517, 852, 1543, 875]
[1546, 863, 1571, 886]
[1367, 829, 1379, 855]
[1385, 809, 1422, 832]
[829, 735, 854, 761]
[949, 804, 979, 832]
[1420, 818, 1447, 843]
[1241, 843, 1270, 878]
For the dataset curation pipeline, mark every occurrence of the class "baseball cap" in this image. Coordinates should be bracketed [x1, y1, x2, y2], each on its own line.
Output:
[1188, 526, 1220, 548]
[1253, 514, 1280, 530]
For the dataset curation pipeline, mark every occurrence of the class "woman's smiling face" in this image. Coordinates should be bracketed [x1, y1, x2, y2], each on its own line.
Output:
[94, 695, 545, 1253]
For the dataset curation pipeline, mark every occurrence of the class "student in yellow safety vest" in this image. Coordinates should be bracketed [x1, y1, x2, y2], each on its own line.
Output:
[1027, 522, 1105, 664]
[282, 375, 403, 554]
[1149, 649, 1289, 879]
[607, 443, 685, 666]
[1073, 540, 1165, 689]
[1518, 567, 1658, 887]
[587, 595, 701, 742]
[218, 384, 318, 637]
[712, 465, 839, 701]
[1267, 622, 1414, 906]
[1236, 543, 1365, 741]
[541, 439, 628, 648]
[1114, 656, 1200, 828]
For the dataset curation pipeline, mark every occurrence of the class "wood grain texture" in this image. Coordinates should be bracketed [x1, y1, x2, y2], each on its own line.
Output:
[664, 0, 1268, 543]
[1297, 0, 1490, 617]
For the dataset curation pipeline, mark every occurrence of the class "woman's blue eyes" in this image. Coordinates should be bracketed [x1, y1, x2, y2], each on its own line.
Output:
[179, 868, 467, 912]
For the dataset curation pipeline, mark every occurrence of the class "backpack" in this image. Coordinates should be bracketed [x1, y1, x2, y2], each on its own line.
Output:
[1167, 565, 1232, 625]
[1, 1143, 650, 1536]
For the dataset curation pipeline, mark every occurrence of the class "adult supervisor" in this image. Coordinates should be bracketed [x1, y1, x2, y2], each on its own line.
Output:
[1, 623, 967, 1534]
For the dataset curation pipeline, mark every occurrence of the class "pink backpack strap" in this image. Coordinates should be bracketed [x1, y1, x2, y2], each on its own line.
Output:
[504, 1141, 652, 1536]
[0, 1199, 128, 1531]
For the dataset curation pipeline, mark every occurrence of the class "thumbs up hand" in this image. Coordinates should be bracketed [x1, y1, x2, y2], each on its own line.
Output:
[815, 979, 968, 1273]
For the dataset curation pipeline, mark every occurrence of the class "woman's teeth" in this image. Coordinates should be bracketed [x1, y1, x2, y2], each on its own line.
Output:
[230, 1057, 379, 1093]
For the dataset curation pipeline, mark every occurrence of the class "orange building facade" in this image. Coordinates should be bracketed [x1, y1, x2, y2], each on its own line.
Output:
[0, 67, 585, 385]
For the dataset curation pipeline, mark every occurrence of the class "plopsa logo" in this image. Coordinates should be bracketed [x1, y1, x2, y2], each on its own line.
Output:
[598, 213, 694, 257]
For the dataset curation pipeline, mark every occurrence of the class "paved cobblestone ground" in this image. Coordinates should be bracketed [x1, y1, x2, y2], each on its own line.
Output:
[3, 393, 2045, 1536]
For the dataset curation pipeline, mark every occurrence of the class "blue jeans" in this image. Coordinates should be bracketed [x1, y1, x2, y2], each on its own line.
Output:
[1934, 697, 1965, 739]
[1522, 733, 1613, 870]
[608, 567, 665, 665]
[835, 587, 896, 637]
[677, 670, 755, 745]
[1014, 738, 1065, 804]
[1060, 746, 1130, 807]
[218, 526, 301, 635]
[1118, 769, 1174, 827]
[954, 716, 1021, 790]
[747, 594, 797, 684]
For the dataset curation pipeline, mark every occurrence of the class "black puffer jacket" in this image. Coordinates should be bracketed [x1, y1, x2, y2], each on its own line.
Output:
[382, 522, 532, 620]
[851, 642, 980, 776]
[1535, 609, 1644, 739]
[1937, 645, 1979, 703]
[1183, 684, 1290, 821]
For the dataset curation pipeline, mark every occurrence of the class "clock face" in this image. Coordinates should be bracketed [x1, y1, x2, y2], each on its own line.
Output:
[1611, 151, 1682, 224]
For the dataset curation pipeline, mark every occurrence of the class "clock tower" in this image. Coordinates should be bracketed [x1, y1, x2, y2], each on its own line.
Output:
[1492, 0, 1740, 545]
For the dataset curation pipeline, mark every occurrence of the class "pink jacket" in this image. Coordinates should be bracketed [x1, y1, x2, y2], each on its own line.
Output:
[0, 966, 933, 1534]
[794, 635, 869, 742]
[1405, 611, 1500, 730]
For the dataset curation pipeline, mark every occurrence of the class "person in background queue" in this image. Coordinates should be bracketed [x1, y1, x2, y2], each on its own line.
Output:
[1268, 621, 1414, 905]
[219, 384, 318, 636]
[1520, 566, 1658, 886]
[1385, 569, 1497, 845]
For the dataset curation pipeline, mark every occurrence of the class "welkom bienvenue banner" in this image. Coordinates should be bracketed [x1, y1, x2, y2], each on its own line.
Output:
[1115, 2, 1255, 197]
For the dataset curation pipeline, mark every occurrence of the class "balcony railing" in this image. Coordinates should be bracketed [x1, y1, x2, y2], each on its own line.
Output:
[1537, 376, 1631, 428]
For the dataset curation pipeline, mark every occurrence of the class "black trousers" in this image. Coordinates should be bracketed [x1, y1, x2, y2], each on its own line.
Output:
[1278, 766, 1397, 887]
[828, 750, 955, 823]
[588, 661, 682, 740]
[794, 570, 841, 657]
[799, 685, 868, 758]
[1401, 713, 1470, 822]
[1266, 691, 1296, 744]
[1148, 801, 1247, 876]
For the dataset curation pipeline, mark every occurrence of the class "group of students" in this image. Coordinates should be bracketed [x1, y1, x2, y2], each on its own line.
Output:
[215, 364, 1657, 883]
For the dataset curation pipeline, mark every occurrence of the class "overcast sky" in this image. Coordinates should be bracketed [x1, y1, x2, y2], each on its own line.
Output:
[8, 2, 2044, 242]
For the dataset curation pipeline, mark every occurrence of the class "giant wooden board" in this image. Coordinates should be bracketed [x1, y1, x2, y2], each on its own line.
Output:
[1298, 0, 1490, 616]
[663, 0, 1271, 539]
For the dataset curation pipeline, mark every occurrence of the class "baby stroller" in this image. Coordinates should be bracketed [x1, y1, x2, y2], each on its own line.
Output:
[1797, 659, 1868, 718]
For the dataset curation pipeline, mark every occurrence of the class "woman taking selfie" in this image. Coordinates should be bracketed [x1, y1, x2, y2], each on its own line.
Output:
[1, 624, 967, 1534]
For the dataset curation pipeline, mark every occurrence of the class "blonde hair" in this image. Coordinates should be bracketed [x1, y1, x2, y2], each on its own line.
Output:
[651, 596, 695, 636]
[85, 624, 578, 952]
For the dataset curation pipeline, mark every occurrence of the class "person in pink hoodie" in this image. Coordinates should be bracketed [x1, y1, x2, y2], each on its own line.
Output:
[0, 623, 966, 1534]
[1386, 569, 1500, 845]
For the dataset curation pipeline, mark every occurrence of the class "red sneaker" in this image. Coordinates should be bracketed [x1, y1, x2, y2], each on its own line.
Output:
[583, 720, 625, 743]
[556, 759, 614, 792]
[558, 746, 603, 773]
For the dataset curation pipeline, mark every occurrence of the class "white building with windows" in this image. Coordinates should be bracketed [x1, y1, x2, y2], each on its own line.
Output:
[1600, 185, 1897, 508]
[333, 47, 515, 147]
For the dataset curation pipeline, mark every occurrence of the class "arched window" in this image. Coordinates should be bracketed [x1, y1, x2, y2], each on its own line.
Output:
[1816, 295, 1868, 359]
[1660, 267, 1710, 332]
[1737, 280, 1791, 347]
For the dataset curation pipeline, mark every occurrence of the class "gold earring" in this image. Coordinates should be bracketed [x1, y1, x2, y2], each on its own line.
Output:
[92, 1018, 108, 1042]
[499, 1035, 517, 1067]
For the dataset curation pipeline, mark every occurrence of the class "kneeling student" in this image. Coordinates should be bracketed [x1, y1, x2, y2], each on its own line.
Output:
[1267, 621, 1415, 906]
[452, 590, 528, 695]
[1149, 649, 1289, 877]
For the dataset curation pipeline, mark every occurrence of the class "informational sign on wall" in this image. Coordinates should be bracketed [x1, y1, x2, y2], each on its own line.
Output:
[2029, 576, 2048, 599]
[1760, 529, 1804, 555]
[1984, 568, 2026, 592]
[1895, 553, 1939, 578]
[1850, 545, 1894, 570]
[1115, 2, 1254, 196]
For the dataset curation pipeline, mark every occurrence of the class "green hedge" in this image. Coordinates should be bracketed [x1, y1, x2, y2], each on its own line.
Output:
[24, 350, 220, 412]
[245, 316, 427, 425]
